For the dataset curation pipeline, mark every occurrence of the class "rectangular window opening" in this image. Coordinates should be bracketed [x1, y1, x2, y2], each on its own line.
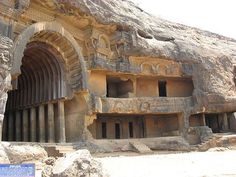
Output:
[101, 122, 107, 138]
[106, 76, 133, 98]
[129, 122, 133, 138]
[115, 123, 120, 139]
[158, 81, 167, 97]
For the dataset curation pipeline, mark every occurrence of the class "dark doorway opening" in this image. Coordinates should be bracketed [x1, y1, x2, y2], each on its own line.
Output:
[129, 122, 133, 138]
[158, 81, 167, 97]
[101, 122, 107, 138]
[106, 76, 133, 98]
[115, 123, 120, 139]
[205, 114, 220, 133]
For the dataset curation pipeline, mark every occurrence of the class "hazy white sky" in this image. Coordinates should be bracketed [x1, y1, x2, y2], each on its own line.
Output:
[132, 0, 236, 39]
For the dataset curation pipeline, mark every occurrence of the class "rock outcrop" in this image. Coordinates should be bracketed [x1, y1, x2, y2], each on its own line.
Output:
[0, 143, 9, 163]
[53, 0, 236, 113]
[2, 143, 48, 164]
[49, 149, 107, 177]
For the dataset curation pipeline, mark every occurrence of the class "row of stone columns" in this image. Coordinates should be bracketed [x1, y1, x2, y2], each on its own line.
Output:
[3, 100, 66, 143]
[201, 113, 229, 130]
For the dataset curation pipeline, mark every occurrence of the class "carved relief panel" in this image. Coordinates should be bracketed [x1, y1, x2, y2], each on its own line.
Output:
[84, 28, 114, 60]
[129, 57, 181, 76]
[111, 31, 133, 60]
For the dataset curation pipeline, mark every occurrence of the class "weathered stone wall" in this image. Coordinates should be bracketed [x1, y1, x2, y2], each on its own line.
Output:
[136, 78, 158, 97]
[189, 114, 204, 127]
[167, 80, 194, 97]
[64, 94, 88, 142]
[88, 71, 106, 97]
[144, 115, 180, 137]
[0, 34, 12, 141]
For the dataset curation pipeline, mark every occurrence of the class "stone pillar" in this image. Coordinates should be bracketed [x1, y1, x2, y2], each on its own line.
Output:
[39, 105, 45, 142]
[30, 107, 37, 142]
[178, 113, 184, 133]
[228, 112, 236, 131]
[57, 100, 66, 143]
[8, 111, 14, 141]
[15, 110, 21, 141]
[47, 103, 55, 143]
[222, 113, 229, 131]
[202, 113, 206, 126]
[183, 112, 190, 129]
[178, 112, 190, 137]
[22, 109, 29, 142]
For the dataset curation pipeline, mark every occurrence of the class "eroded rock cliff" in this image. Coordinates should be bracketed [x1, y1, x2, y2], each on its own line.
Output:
[54, 0, 236, 113]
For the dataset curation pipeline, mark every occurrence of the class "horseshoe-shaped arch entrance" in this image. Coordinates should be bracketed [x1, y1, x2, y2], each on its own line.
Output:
[2, 22, 88, 143]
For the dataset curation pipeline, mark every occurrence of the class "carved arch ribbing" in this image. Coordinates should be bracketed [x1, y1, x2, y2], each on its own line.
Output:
[12, 21, 88, 91]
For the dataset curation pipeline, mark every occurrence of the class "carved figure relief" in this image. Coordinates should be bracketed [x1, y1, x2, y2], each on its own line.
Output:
[138, 60, 180, 76]
[85, 30, 114, 60]
[165, 64, 180, 75]
[140, 102, 150, 112]
[98, 35, 110, 49]
[112, 101, 125, 112]
[140, 63, 154, 74]
[0, 53, 9, 63]
[0, 37, 12, 66]
[156, 64, 167, 75]
[110, 100, 138, 112]
[112, 31, 132, 60]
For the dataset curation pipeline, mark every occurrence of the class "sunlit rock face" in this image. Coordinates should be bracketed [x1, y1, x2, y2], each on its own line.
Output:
[54, 0, 236, 113]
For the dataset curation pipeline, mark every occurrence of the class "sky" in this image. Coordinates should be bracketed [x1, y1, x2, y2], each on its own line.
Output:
[131, 0, 236, 39]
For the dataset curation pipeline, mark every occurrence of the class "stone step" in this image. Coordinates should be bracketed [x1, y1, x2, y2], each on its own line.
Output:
[45, 145, 76, 157]
[130, 141, 153, 154]
[56, 146, 76, 156]
[191, 136, 218, 150]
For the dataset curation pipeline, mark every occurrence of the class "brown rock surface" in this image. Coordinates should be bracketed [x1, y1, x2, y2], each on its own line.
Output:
[54, 0, 236, 113]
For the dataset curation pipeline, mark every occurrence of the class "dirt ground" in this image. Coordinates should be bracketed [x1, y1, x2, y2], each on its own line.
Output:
[96, 148, 236, 177]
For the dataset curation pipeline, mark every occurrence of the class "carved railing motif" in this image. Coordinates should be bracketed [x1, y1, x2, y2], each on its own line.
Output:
[94, 96, 194, 114]
[87, 56, 185, 77]
[0, 34, 13, 141]
[87, 56, 140, 73]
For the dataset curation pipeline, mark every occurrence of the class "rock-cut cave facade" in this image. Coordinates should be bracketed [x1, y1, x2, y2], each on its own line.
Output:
[0, 0, 236, 149]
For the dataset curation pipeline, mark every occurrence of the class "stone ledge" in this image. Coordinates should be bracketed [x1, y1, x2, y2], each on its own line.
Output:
[94, 96, 194, 114]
